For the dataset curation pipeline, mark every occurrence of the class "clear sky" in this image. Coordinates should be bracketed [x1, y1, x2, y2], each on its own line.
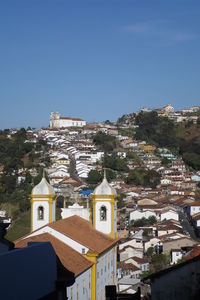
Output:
[1, 0, 200, 128]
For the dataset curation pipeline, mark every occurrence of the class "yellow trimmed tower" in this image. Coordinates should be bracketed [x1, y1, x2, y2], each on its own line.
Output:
[31, 172, 56, 232]
[92, 171, 117, 239]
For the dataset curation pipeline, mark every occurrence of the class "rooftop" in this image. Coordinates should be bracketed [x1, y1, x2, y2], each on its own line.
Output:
[15, 233, 93, 277]
[48, 215, 118, 254]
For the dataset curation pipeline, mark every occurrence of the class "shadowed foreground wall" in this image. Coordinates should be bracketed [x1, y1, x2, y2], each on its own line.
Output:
[0, 242, 57, 300]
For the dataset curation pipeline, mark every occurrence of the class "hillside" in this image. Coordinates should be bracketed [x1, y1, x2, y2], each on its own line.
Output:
[118, 111, 200, 170]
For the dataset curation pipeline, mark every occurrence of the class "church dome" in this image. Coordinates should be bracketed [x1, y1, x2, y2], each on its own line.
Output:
[32, 176, 55, 196]
[93, 172, 117, 196]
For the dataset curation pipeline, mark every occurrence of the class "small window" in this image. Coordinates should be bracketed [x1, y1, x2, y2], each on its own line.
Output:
[38, 206, 44, 220]
[70, 288, 73, 300]
[100, 206, 107, 221]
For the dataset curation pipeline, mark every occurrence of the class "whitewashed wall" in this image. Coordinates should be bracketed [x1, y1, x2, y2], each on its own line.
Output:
[67, 268, 91, 300]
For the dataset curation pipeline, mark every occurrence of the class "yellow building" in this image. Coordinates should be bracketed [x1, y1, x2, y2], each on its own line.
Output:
[140, 144, 156, 153]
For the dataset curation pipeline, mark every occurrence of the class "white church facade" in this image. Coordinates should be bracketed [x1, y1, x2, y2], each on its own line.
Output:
[50, 112, 86, 128]
[16, 172, 118, 300]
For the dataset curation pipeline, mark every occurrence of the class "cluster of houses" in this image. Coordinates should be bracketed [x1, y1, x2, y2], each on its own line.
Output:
[115, 192, 200, 293]
[1, 107, 200, 298]
[123, 104, 200, 125]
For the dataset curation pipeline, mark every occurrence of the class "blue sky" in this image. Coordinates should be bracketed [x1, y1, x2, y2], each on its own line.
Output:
[1, 0, 200, 128]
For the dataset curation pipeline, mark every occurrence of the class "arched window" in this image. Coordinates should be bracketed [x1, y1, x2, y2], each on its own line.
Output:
[100, 206, 107, 221]
[38, 206, 44, 220]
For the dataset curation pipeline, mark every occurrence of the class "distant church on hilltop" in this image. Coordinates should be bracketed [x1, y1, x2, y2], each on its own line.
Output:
[50, 112, 86, 128]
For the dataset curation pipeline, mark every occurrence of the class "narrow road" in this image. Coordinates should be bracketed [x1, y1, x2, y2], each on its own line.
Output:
[179, 211, 200, 242]
[68, 155, 84, 184]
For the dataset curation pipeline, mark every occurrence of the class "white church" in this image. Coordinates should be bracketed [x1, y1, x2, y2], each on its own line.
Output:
[16, 172, 118, 300]
[50, 112, 86, 128]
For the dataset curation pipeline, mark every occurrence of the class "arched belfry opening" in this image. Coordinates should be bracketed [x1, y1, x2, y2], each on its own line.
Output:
[38, 206, 44, 220]
[100, 206, 107, 221]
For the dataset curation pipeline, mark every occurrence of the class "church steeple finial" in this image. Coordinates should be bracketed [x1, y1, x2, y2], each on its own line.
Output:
[43, 169, 46, 178]
[104, 168, 107, 180]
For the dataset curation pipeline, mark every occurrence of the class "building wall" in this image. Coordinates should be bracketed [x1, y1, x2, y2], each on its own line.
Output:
[171, 251, 182, 264]
[151, 258, 200, 300]
[67, 268, 91, 300]
[163, 239, 197, 254]
[160, 211, 179, 221]
[144, 238, 161, 251]
[119, 239, 143, 251]
[130, 210, 157, 221]
[189, 206, 200, 216]
[120, 248, 143, 261]
[96, 247, 117, 300]
[0, 243, 57, 300]
[61, 207, 90, 221]
[50, 113, 86, 128]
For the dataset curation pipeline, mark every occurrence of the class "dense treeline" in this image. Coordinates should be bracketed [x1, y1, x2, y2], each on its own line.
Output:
[93, 131, 118, 152]
[0, 129, 49, 218]
[135, 111, 178, 148]
[126, 168, 161, 188]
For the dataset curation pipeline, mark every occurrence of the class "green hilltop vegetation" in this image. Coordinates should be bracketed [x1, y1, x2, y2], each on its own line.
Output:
[134, 111, 200, 170]
[116, 110, 200, 171]
[0, 128, 50, 240]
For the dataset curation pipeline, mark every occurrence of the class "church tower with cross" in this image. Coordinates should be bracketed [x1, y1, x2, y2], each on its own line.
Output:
[92, 170, 118, 239]
[31, 171, 56, 232]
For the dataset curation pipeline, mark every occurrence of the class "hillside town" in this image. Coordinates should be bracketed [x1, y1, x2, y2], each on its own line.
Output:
[1, 104, 200, 299]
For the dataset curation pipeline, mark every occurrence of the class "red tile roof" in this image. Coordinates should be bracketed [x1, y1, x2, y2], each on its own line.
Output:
[15, 233, 93, 277]
[48, 215, 118, 254]
[185, 245, 200, 260]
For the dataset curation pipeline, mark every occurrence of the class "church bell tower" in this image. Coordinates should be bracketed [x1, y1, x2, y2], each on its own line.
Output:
[31, 172, 56, 232]
[92, 171, 117, 239]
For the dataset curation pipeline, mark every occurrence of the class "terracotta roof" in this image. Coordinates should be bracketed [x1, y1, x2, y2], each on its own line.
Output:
[117, 262, 140, 271]
[158, 224, 180, 231]
[60, 117, 84, 121]
[185, 245, 200, 260]
[126, 256, 148, 264]
[192, 214, 200, 221]
[15, 233, 93, 277]
[49, 215, 118, 254]
[187, 201, 200, 207]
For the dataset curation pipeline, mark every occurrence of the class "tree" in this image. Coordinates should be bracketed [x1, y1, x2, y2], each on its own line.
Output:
[87, 170, 102, 185]
[126, 168, 160, 188]
[151, 253, 170, 272]
[93, 132, 118, 153]
[135, 111, 179, 148]
[161, 157, 170, 166]
[148, 215, 157, 225]
[103, 169, 116, 182]
[103, 154, 129, 172]
[146, 247, 154, 257]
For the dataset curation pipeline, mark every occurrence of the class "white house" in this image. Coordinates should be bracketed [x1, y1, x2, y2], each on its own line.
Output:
[130, 209, 157, 222]
[160, 210, 179, 221]
[187, 202, 200, 217]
